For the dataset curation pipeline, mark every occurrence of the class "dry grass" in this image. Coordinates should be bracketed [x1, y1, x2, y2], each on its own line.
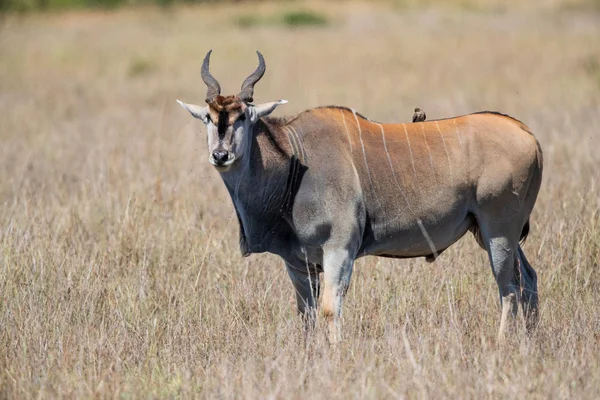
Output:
[1, 1, 600, 398]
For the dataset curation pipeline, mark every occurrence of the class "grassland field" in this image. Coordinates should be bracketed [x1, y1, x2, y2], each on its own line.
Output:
[1, 0, 600, 398]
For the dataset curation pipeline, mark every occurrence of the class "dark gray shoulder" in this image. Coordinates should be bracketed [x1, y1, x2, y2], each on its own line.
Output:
[236, 211, 250, 257]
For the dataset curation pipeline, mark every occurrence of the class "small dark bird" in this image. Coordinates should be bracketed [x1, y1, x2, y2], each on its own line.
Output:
[412, 107, 426, 123]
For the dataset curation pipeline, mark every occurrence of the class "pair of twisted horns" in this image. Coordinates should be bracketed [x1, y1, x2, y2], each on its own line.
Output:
[201, 50, 266, 104]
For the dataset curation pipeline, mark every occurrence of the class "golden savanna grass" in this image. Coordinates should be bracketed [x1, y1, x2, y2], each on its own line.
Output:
[1, 1, 600, 398]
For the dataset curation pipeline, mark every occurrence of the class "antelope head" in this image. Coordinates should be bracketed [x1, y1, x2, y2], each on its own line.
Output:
[178, 50, 287, 172]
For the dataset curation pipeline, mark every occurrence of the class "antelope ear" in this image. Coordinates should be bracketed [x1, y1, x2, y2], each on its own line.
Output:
[177, 100, 209, 123]
[249, 100, 288, 122]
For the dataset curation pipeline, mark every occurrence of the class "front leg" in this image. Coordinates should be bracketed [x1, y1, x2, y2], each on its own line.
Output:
[285, 262, 320, 331]
[321, 248, 354, 344]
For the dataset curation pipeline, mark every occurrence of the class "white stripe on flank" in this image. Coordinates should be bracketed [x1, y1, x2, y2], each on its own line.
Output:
[353, 109, 374, 189]
[417, 219, 438, 259]
[453, 119, 464, 150]
[289, 125, 306, 162]
[402, 123, 417, 179]
[378, 123, 413, 212]
[340, 109, 353, 153]
[283, 126, 298, 158]
[420, 122, 437, 182]
[436, 121, 453, 179]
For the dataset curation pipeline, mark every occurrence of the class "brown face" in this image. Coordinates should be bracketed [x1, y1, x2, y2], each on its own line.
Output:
[177, 94, 288, 172]
[177, 50, 288, 171]
[205, 95, 249, 171]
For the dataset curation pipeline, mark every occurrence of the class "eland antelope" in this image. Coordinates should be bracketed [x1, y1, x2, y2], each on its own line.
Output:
[177, 50, 543, 343]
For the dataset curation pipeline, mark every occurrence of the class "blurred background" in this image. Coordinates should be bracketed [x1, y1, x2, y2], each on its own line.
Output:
[2, 0, 600, 11]
[1, 0, 600, 398]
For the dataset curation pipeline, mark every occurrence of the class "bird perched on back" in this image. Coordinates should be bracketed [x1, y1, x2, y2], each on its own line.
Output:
[413, 107, 426, 122]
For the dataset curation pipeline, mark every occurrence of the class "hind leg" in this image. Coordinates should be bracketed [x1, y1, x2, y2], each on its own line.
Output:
[480, 222, 522, 342]
[517, 246, 539, 331]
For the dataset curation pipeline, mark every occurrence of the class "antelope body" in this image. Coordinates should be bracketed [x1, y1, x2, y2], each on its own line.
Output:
[178, 51, 543, 343]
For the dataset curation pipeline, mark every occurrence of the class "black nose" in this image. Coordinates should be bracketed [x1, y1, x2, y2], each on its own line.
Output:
[212, 150, 229, 165]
